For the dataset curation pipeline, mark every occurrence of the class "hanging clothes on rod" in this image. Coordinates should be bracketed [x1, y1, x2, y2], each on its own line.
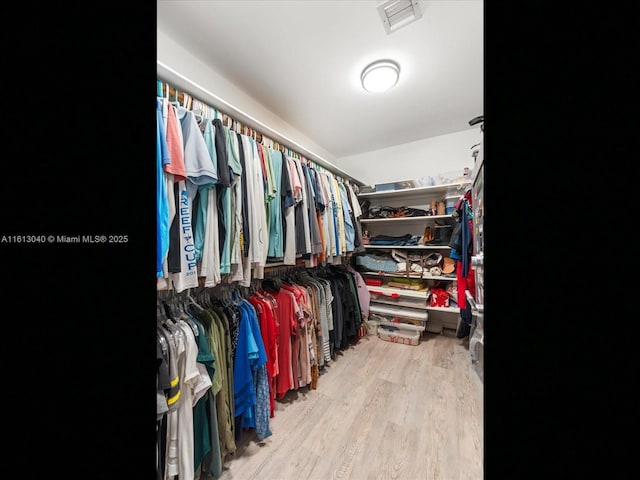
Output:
[156, 70, 369, 480]
[157, 258, 371, 479]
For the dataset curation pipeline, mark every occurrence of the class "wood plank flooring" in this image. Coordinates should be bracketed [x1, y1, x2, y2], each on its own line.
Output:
[204, 329, 483, 480]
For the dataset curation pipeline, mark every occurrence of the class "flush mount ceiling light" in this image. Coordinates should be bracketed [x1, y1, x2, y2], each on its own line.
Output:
[361, 60, 400, 93]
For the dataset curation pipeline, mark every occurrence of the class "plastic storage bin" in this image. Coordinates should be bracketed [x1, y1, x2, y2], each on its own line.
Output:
[377, 326, 421, 346]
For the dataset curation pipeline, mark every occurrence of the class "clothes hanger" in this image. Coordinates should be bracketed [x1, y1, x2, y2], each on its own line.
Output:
[230, 286, 239, 305]
[157, 292, 182, 346]
[156, 328, 168, 356]
[179, 291, 195, 320]
[231, 287, 243, 306]
[169, 87, 181, 109]
[191, 99, 204, 125]
[254, 279, 267, 298]
[214, 287, 225, 307]
[198, 287, 211, 309]
[211, 287, 222, 307]
[252, 278, 262, 297]
[162, 291, 177, 323]
[174, 290, 186, 315]
[216, 286, 224, 305]
[186, 288, 204, 312]
[175, 92, 192, 118]
[167, 290, 185, 324]
[177, 290, 199, 337]
[224, 286, 234, 306]
[157, 295, 168, 324]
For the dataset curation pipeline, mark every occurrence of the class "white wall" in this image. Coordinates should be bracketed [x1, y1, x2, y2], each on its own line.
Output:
[158, 29, 482, 188]
[335, 128, 483, 187]
[157, 29, 338, 167]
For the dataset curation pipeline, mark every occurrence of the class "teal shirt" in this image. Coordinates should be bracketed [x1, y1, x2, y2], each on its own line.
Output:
[225, 126, 242, 176]
[192, 319, 214, 471]
[267, 149, 284, 257]
[194, 121, 219, 261]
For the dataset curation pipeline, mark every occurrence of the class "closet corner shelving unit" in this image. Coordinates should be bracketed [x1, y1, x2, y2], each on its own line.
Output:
[357, 181, 470, 337]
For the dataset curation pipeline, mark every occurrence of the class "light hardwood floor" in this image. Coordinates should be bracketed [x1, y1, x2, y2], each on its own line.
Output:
[204, 329, 483, 480]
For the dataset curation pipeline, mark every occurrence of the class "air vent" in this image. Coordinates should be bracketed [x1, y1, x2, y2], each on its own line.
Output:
[377, 0, 423, 34]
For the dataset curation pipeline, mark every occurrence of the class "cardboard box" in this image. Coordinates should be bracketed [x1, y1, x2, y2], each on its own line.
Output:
[377, 327, 421, 346]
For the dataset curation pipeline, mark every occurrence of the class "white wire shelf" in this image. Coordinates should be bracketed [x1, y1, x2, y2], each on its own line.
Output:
[360, 215, 453, 223]
[358, 182, 470, 201]
[363, 245, 451, 250]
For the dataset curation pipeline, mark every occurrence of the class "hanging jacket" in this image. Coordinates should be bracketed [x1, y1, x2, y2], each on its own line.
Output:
[450, 193, 475, 336]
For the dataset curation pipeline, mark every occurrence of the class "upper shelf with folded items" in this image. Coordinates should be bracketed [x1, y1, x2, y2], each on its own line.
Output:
[360, 214, 453, 223]
[357, 182, 470, 202]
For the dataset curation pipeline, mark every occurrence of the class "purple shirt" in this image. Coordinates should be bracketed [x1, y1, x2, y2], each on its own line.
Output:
[348, 266, 370, 319]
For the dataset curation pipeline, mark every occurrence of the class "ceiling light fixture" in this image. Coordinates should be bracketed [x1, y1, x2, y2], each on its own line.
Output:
[361, 60, 400, 93]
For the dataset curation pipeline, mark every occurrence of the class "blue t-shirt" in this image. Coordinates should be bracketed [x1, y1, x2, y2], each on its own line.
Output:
[156, 100, 170, 277]
[234, 300, 268, 421]
[338, 182, 355, 252]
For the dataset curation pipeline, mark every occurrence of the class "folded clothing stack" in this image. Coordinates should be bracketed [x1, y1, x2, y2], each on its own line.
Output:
[355, 253, 399, 273]
[369, 233, 420, 246]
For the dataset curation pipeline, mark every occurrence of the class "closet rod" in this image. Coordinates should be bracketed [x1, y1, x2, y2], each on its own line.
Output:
[157, 60, 364, 186]
[160, 84, 266, 143]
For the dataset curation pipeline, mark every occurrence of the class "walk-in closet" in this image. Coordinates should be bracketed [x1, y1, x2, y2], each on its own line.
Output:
[157, 2, 484, 479]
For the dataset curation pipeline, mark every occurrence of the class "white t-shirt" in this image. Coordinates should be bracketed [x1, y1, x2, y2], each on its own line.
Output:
[240, 135, 268, 283]
[201, 188, 221, 288]
[175, 321, 200, 480]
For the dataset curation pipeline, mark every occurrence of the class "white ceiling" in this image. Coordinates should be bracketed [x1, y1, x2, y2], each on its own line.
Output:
[157, 0, 483, 159]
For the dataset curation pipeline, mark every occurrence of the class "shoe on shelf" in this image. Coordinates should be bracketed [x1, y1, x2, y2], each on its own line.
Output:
[426, 225, 453, 246]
